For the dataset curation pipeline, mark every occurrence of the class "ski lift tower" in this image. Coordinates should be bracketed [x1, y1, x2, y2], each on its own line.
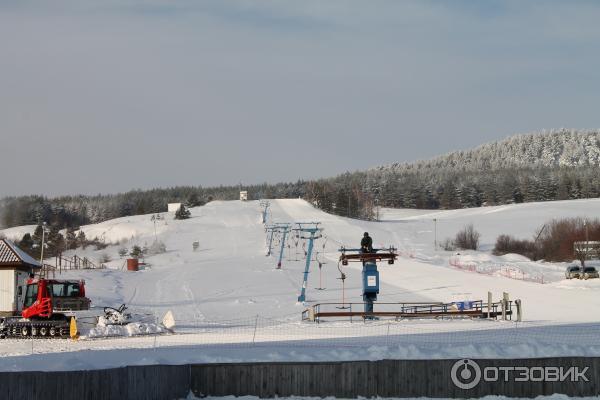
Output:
[265, 223, 290, 257]
[339, 247, 397, 316]
[275, 223, 291, 269]
[259, 200, 270, 224]
[294, 222, 322, 303]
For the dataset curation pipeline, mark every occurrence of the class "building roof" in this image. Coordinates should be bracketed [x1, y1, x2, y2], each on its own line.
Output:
[0, 239, 41, 268]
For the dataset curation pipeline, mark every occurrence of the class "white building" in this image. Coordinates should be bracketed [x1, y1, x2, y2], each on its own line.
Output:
[168, 203, 182, 212]
[0, 239, 41, 316]
[240, 191, 248, 201]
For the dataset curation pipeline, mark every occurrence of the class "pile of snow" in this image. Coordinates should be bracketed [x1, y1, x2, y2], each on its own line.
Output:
[87, 321, 166, 338]
[447, 251, 565, 284]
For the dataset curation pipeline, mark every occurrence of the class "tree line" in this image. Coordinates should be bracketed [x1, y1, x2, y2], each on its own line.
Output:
[1, 131, 599, 231]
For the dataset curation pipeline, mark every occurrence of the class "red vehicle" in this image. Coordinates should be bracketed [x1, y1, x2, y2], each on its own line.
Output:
[0, 278, 91, 338]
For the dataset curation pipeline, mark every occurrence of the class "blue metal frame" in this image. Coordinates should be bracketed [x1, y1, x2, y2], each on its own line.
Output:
[260, 200, 270, 224]
[266, 223, 291, 261]
[266, 226, 276, 256]
[277, 225, 290, 269]
[362, 262, 379, 314]
[295, 222, 322, 303]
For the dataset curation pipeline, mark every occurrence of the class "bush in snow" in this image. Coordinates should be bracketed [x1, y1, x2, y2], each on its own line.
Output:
[441, 238, 456, 251]
[147, 240, 167, 255]
[493, 234, 537, 260]
[93, 238, 109, 251]
[536, 217, 600, 264]
[118, 248, 128, 258]
[454, 224, 480, 250]
[99, 253, 112, 264]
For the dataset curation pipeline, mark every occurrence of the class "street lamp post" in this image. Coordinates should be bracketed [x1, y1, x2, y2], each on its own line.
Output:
[151, 214, 159, 241]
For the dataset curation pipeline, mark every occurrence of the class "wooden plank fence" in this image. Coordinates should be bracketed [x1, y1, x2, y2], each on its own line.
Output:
[191, 358, 600, 398]
[0, 365, 189, 400]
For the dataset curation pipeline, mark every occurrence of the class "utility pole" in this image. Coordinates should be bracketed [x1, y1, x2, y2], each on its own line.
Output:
[151, 214, 159, 241]
[40, 222, 47, 264]
[433, 218, 438, 251]
[584, 219, 589, 268]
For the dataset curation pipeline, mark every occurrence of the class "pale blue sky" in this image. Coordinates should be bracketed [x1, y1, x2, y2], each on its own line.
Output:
[1, 1, 599, 196]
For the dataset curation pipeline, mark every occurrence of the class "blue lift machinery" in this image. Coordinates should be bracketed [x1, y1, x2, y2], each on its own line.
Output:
[338, 247, 398, 316]
[294, 222, 322, 303]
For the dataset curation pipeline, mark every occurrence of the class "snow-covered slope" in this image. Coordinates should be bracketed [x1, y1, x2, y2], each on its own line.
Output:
[1, 198, 600, 370]
[2, 198, 600, 322]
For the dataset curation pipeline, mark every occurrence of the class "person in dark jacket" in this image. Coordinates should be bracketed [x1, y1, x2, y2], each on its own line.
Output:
[361, 232, 373, 253]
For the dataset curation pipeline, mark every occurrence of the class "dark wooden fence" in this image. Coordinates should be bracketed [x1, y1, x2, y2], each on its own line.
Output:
[1, 358, 598, 400]
[191, 358, 600, 398]
[0, 365, 189, 400]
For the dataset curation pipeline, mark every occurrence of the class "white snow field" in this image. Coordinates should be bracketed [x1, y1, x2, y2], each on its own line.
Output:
[1, 198, 600, 371]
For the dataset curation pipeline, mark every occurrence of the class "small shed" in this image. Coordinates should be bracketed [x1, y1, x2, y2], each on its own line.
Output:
[0, 239, 41, 316]
[168, 203, 182, 213]
[240, 191, 248, 201]
[574, 241, 600, 260]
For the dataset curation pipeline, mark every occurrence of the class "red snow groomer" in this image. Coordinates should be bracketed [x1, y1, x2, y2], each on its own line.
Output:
[0, 278, 91, 338]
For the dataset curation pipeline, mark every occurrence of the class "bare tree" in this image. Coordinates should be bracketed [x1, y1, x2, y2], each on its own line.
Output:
[454, 224, 480, 250]
[574, 241, 589, 267]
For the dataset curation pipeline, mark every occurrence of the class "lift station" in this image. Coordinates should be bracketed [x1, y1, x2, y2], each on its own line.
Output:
[302, 247, 523, 323]
[338, 247, 397, 315]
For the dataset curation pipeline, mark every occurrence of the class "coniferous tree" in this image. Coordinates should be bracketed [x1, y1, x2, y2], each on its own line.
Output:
[174, 204, 191, 220]
[0, 130, 599, 228]
[77, 230, 87, 249]
[66, 227, 78, 250]
[19, 233, 34, 255]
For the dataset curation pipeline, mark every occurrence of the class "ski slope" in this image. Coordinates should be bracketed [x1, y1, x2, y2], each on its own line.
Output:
[1, 198, 600, 371]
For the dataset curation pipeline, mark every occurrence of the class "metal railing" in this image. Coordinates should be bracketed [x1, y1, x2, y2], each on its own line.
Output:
[302, 300, 515, 323]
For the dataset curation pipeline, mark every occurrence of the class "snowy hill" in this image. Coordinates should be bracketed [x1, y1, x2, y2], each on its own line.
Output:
[3, 198, 599, 320]
[2, 198, 600, 370]
[377, 129, 600, 172]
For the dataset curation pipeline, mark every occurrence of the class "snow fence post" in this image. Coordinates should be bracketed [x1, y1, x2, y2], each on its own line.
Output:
[502, 292, 509, 321]
[386, 321, 391, 347]
[516, 299, 522, 322]
[252, 315, 259, 345]
[487, 291, 492, 319]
